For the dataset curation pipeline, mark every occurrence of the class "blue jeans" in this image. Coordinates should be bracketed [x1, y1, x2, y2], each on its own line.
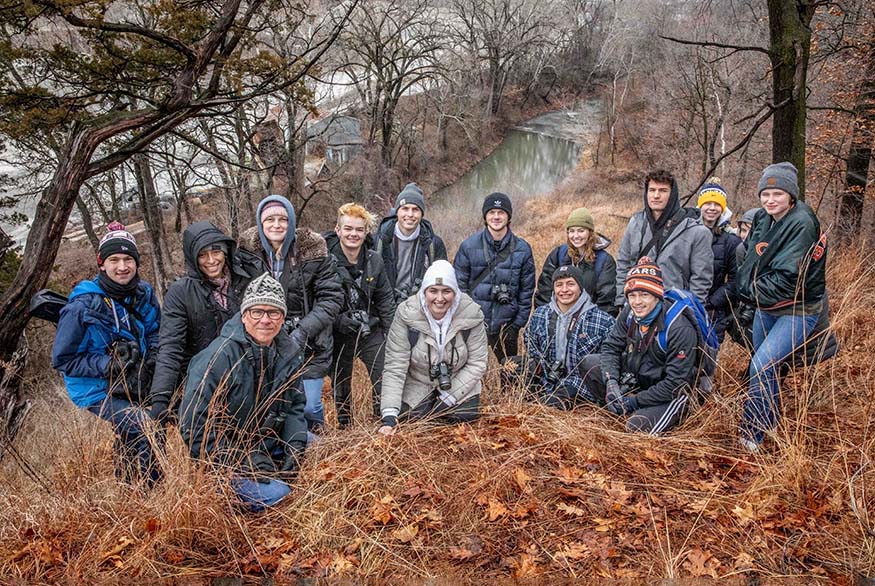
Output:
[742, 310, 818, 444]
[230, 476, 291, 513]
[302, 378, 324, 430]
[87, 395, 161, 486]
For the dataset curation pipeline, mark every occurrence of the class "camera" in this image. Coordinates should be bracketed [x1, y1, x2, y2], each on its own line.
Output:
[429, 361, 453, 391]
[491, 283, 512, 304]
[618, 371, 638, 393]
[544, 359, 565, 387]
[285, 315, 302, 332]
[395, 278, 423, 302]
[349, 309, 371, 337]
[112, 338, 141, 366]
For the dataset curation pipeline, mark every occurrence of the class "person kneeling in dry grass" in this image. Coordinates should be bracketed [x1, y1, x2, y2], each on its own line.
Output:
[180, 273, 307, 512]
[378, 260, 488, 436]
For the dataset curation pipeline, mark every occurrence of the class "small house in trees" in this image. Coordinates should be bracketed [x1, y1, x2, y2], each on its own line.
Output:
[306, 115, 363, 165]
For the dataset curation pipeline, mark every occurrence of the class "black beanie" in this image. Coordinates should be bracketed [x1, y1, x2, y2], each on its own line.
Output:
[552, 265, 586, 292]
[97, 221, 140, 266]
[482, 192, 513, 220]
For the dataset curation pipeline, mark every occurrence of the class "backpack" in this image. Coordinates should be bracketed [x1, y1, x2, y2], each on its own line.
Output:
[557, 244, 607, 278]
[29, 289, 69, 325]
[625, 289, 719, 392]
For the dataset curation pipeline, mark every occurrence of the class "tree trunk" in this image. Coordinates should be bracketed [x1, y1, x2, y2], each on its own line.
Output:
[767, 0, 814, 198]
[133, 154, 171, 297]
[75, 194, 101, 252]
[838, 42, 875, 238]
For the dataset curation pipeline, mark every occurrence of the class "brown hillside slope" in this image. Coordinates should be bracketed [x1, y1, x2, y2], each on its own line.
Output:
[1, 165, 873, 584]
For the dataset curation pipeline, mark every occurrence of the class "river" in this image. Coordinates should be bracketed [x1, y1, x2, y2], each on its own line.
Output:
[430, 102, 601, 248]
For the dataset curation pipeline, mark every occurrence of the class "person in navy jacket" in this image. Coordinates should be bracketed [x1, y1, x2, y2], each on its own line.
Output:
[52, 222, 161, 485]
[453, 193, 536, 366]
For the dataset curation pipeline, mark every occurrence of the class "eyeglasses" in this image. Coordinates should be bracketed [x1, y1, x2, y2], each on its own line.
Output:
[247, 308, 284, 320]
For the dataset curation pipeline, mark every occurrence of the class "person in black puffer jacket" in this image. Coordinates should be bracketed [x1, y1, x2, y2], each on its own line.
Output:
[240, 195, 344, 432]
[324, 203, 396, 428]
[695, 179, 742, 342]
[150, 221, 263, 423]
[534, 207, 617, 315]
[453, 193, 536, 365]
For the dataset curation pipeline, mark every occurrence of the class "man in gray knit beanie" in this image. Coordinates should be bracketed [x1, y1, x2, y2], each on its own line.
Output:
[757, 162, 799, 202]
[241, 273, 287, 317]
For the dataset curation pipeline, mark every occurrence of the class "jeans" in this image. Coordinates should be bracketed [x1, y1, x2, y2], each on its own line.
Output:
[742, 310, 818, 445]
[302, 378, 324, 430]
[87, 395, 161, 486]
[230, 476, 291, 513]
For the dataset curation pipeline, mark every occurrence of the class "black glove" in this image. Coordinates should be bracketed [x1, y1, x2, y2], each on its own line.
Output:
[336, 311, 362, 337]
[607, 393, 638, 416]
[114, 340, 141, 368]
[605, 378, 621, 407]
[151, 401, 170, 426]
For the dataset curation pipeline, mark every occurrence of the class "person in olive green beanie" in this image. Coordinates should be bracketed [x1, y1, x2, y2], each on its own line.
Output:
[534, 207, 617, 314]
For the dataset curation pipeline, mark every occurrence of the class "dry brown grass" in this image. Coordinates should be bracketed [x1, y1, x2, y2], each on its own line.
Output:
[2, 164, 874, 585]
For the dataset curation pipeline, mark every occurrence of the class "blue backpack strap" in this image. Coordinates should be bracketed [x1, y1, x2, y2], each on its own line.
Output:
[557, 244, 569, 266]
[593, 249, 607, 277]
[658, 289, 720, 359]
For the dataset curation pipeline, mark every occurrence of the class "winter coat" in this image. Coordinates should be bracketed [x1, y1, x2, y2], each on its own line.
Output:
[381, 293, 488, 419]
[180, 315, 307, 473]
[240, 225, 344, 378]
[453, 228, 536, 335]
[599, 304, 699, 406]
[706, 225, 743, 337]
[534, 234, 617, 314]
[323, 232, 396, 333]
[615, 180, 714, 306]
[525, 301, 615, 400]
[374, 216, 448, 299]
[52, 278, 161, 408]
[736, 201, 827, 315]
[150, 221, 263, 409]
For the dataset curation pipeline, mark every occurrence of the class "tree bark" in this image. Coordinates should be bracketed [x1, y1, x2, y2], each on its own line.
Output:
[838, 41, 875, 238]
[767, 0, 815, 198]
[75, 194, 101, 252]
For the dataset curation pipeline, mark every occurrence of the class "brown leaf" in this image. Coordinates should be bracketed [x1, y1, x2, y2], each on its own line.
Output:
[370, 495, 397, 525]
[448, 534, 484, 561]
[592, 517, 615, 532]
[487, 497, 509, 521]
[143, 518, 160, 535]
[448, 547, 476, 561]
[732, 503, 756, 526]
[328, 552, 358, 575]
[512, 500, 539, 519]
[683, 548, 720, 578]
[556, 502, 587, 517]
[511, 552, 539, 578]
[99, 536, 136, 566]
[513, 467, 533, 493]
[391, 524, 419, 543]
[555, 541, 589, 561]
[557, 464, 584, 484]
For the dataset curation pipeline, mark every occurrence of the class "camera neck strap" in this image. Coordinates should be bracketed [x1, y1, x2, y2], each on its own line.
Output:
[469, 234, 517, 293]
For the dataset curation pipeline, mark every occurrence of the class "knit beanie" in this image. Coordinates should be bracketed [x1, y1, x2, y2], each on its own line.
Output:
[696, 177, 728, 212]
[564, 207, 594, 231]
[552, 265, 586, 292]
[419, 259, 459, 294]
[482, 192, 513, 220]
[241, 273, 287, 316]
[97, 221, 139, 266]
[738, 208, 760, 226]
[757, 162, 799, 201]
[394, 183, 426, 214]
[260, 200, 289, 224]
[624, 256, 664, 299]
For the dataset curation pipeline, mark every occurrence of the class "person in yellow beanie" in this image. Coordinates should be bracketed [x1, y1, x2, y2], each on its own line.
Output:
[695, 178, 742, 342]
[534, 207, 617, 315]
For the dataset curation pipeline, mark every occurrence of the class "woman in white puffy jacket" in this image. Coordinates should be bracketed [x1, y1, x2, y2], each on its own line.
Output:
[378, 260, 488, 435]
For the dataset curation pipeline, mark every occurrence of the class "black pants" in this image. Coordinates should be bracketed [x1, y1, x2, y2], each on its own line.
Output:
[331, 329, 386, 427]
[400, 393, 480, 425]
[487, 324, 520, 365]
[580, 354, 689, 435]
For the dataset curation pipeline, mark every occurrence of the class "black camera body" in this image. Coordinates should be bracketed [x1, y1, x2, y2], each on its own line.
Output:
[544, 359, 566, 387]
[429, 361, 453, 391]
[113, 338, 141, 366]
[491, 283, 512, 304]
[618, 371, 638, 393]
[285, 315, 302, 331]
[350, 309, 371, 337]
[395, 278, 423, 301]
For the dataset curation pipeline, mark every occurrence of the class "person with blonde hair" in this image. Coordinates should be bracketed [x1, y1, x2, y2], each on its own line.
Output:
[535, 207, 617, 315]
[323, 203, 396, 428]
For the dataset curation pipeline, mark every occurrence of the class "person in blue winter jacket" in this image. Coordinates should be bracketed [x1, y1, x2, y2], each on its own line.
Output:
[52, 222, 162, 485]
[453, 193, 536, 366]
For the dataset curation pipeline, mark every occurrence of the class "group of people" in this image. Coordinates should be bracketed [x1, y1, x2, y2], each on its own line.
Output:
[50, 161, 833, 511]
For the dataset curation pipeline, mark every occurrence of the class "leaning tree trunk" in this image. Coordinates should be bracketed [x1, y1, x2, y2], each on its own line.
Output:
[838, 41, 875, 239]
[133, 154, 171, 298]
[75, 194, 101, 252]
[767, 0, 815, 198]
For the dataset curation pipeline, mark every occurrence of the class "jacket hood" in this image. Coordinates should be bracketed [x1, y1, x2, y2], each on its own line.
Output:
[183, 221, 236, 279]
[594, 233, 612, 251]
[644, 177, 681, 230]
[256, 195, 297, 264]
[398, 292, 483, 338]
[241, 225, 328, 265]
[69, 277, 150, 302]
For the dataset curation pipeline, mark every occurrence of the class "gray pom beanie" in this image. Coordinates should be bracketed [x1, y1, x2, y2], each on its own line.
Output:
[757, 162, 799, 201]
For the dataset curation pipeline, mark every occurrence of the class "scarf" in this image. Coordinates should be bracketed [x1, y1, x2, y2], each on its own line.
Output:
[635, 301, 663, 327]
[98, 271, 140, 302]
[419, 293, 461, 362]
[208, 265, 231, 311]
